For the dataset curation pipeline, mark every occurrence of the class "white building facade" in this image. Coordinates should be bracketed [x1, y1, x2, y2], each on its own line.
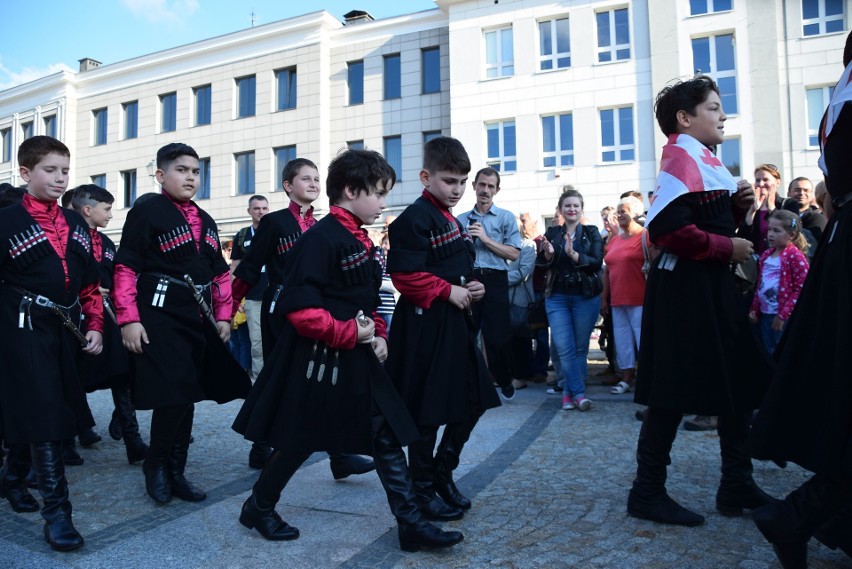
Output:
[0, 0, 847, 236]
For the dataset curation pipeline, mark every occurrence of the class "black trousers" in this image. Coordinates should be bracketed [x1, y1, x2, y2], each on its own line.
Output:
[470, 269, 512, 388]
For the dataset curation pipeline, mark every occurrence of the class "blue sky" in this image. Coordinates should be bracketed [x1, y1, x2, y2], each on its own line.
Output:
[1, 0, 438, 91]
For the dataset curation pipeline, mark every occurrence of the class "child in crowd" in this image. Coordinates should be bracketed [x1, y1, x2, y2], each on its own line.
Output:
[233, 148, 461, 552]
[70, 185, 148, 465]
[231, 157, 374, 478]
[386, 136, 500, 522]
[0, 136, 103, 551]
[748, 209, 810, 356]
[628, 77, 773, 527]
[112, 142, 249, 505]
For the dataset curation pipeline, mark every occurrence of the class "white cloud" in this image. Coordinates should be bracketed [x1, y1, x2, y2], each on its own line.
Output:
[0, 59, 73, 92]
[121, 0, 199, 23]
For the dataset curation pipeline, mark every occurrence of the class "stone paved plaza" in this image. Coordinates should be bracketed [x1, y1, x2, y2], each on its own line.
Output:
[1, 352, 849, 568]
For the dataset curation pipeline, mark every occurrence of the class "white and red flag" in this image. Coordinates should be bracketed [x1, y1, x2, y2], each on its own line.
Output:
[818, 61, 852, 175]
[645, 133, 736, 226]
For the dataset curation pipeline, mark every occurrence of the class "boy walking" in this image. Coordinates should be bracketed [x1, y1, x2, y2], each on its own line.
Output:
[386, 136, 501, 521]
[0, 136, 103, 551]
[112, 143, 249, 505]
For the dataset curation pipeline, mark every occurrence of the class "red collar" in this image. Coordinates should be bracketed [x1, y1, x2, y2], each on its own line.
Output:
[162, 190, 194, 213]
[421, 189, 449, 212]
[329, 206, 373, 250]
[288, 200, 315, 221]
[23, 193, 60, 219]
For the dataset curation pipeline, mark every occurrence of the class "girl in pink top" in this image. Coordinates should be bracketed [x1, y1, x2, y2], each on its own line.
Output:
[748, 209, 809, 355]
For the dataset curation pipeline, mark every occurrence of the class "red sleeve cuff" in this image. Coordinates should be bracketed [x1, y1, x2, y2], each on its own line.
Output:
[212, 271, 232, 322]
[80, 281, 104, 333]
[231, 276, 251, 315]
[112, 264, 140, 326]
[286, 308, 358, 349]
[391, 271, 452, 310]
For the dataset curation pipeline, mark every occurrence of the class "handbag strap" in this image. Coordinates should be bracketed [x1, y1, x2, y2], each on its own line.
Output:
[510, 276, 534, 305]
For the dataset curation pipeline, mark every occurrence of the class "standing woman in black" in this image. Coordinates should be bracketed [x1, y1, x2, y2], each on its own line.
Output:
[750, 32, 852, 568]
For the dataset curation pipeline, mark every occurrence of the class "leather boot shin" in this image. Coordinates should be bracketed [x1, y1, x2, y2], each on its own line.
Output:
[30, 442, 84, 552]
[1, 444, 39, 512]
[408, 431, 462, 521]
[168, 405, 205, 502]
[433, 418, 477, 510]
[716, 411, 776, 516]
[112, 385, 147, 464]
[143, 406, 186, 504]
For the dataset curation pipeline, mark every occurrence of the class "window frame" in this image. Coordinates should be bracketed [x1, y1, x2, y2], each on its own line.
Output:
[235, 151, 256, 196]
[91, 174, 106, 187]
[421, 47, 441, 94]
[348, 60, 365, 105]
[692, 33, 739, 115]
[194, 85, 212, 126]
[122, 169, 137, 208]
[538, 17, 571, 71]
[236, 75, 256, 119]
[93, 107, 108, 146]
[197, 158, 211, 199]
[43, 115, 57, 139]
[596, 7, 631, 63]
[484, 26, 515, 79]
[160, 92, 177, 133]
[806, 85, 834, 147]
[123, 101, 138, 140]
[383, 54, 401, 100]
[274, 145, 297, 190]
[275, 67, 297, 111]
[384, 136, 403, 181]
[802, 0, 845, 36]
[689, 0, 734, 15]
[541, 113, 574, 168]
[1, 128, 11, 162]
[486, 120, 518, 173]
[717, 137, 741, 177]
[21, 121, 34, 141]
[599, 106, 635, 164]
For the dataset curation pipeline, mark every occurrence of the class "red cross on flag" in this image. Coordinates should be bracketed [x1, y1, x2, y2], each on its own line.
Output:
[646, 134, 737, 226]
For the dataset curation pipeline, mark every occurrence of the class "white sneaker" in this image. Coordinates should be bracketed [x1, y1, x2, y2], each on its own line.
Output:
[575, 397, 591, 411]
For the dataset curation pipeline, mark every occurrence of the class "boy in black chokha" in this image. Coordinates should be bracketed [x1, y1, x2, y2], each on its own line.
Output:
[112, 142, 249, 506]
[69, 184, 148, 466]
[385, 136, 501, 522]
[0, 136, 103, 551]
[232, 148, 463, 552]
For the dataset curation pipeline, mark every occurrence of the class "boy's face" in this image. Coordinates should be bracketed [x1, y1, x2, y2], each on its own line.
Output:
[678, 90, 726, 147]
[20, 152, 70, 201]
[420, 169, 468, 209]
[345, 180, 391, 225]
[156, 155, 200, 202]
[86, 201, 113, 229]
[284, 166, 321, 207]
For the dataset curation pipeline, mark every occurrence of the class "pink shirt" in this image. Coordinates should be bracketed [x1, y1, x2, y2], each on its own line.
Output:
[604, 231, 646, 307]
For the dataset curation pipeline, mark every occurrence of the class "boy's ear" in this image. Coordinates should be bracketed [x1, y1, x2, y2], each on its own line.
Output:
[419, 169, 430, 187]
[18, 165, 32, 183]
[675, 109, 692, 130]
[343, 185, 358, 201]
[82, 204, 93, 218]
[154, 168, 166, 184]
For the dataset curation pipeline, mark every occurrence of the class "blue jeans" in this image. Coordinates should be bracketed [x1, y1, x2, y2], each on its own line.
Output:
[545, 292, 601, 398]
[758, 312, 783, 356]
[229, 324, 251, 371]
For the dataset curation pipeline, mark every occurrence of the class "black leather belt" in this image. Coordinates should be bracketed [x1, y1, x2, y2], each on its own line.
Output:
[474, 268, 507, 275]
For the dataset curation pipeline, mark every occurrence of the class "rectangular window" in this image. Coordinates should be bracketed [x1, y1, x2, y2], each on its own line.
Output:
[484, 26, 514, 78]
[22, 121, 33, 140]
[384, 136, 402, 181]
[384, 54, 401, 100]
[422, 47, 441, 94]
[596, 8, 630, 62]
[539, 17, 571, 70]
[123, 101, 138, 139]
[423, 131, 442, 145]
[236, 152, 255, 195]
[347, 140, 364, 150]
[542, 113, 574, 168]
[93, 108, 108, 145]
[91, 174, 106, 187]
[1, 128, 11, 162]
[275, 68, 297, 111]
[160, 92, 177, 132]
[197, 158, 211, 199]
[690, 0, 733, 15]
[194, 85, 211, 126]
[274, 145, 296, 190]
[802, 0, 844, 36]
[122, 170, 137, 208]
[43, 115, 57, 138]
[348, 61, 364, 105]
[486, 121, 517, 172]
[692, 34, 738, 114]
[599, 107, 635, 163]
[236, 75, 256, 118]
[718, 138, 741, 178]
[807, 85, 834, 146]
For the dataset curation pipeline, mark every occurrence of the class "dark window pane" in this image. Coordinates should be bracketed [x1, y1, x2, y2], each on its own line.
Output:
[422, 48, 440, 94]
[238, 76, 256, 118]
[275, 146, 296, 189]
[384, 54, 401, 99]
[277, 69, 297, 110]
[539, 21, 553, 56]
[349, 61, 364, 105]
[195, 85, 211, 125]
[542, 116, 555, 152]
[614, 9, 629, 45]
[802, 0, 819, 19]
[826, 19, 844, 33]
[503, 122, 516, 157]
[621, 149, 635, 161]
[197, 158, 210, 199]
[556, 18, 570, 53]
[718, 76, 738, 114]
[826, 0, 843, 15]
[600, 109, 614, 146]
[384, 137, 402, 180]
[803, 23, 819, 36]
[596, 12, 610, 48]
[715, 34, 735, 71]
[560, 114, 573, 151]
[487, 126, 500, 158]
[690, 0, 708, 14]
[715, 0, 732, 11]
[692, 37, 710, 73]
[619, 107, 634, 145]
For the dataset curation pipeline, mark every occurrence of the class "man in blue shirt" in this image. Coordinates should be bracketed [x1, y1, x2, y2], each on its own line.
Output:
[457, 168, 521, 400]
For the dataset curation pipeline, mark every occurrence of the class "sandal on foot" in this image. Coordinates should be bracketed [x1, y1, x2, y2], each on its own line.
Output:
[610, 381, 632, 395]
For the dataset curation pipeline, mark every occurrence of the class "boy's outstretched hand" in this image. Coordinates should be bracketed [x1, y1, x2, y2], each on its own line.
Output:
[733, 179, 755, 210]
[121, 322, 149, 354]
[448, 284, 473, 311]
[730, 237, 754, 263]
[82, 330, 103, 355]
[216, 321, 231, 343]
[465, 279, 485, 302]
[372, 337, 388, 362]
[355, 311, 376, 344]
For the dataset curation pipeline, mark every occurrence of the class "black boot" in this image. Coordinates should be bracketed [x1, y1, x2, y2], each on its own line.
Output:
[78, 427, 102, 448]
[30, 442, 84, 552]
[408, 432, 463, 521]
[169, 406, 205, 502]
[814, 512, 852, 557]
[627, 407, 704, 527]
[328, 453, 375, 480]
[753, 474, 852, 569]
[143, 406, 183, 504]
[0, 444, 39, 513]
[716, 412, 777, 516]
[61, 439, 83, 466]
[372, 418, 463, 552]
[112, 386, 147, 464]
[433, 419, 477, 510]
[248, 442, 272, 470]
[238, 450, 309, 540]
[108, 409, 122, 441]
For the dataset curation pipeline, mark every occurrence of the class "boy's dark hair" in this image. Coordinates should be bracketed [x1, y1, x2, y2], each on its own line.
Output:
[282, 158, 318, 190]
[18, 136, 70, 170]
[61, 188, 76, 208]
[423, 136, 471, 175]
[326, 148, 396, 204]
[0, 184, 25, 208]
[156, 142, 199, 170]
[844, 30, 852, 67]
[654, 75, 720, 136]
[620, 190, 643, 201]
[70, 184, 115, 212]
[474, 167, 500, 189]
[247, 194, 267, 206]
